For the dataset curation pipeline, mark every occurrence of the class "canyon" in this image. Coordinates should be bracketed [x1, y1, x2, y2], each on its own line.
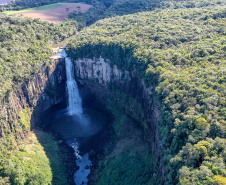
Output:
[0, 51, 164, 184]
[1, 1, 225, 184]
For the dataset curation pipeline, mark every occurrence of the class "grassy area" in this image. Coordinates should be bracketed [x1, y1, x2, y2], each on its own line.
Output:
[1, 130, 68, 184]
[36, 130, 68, 185]
[97, 152, 155, 185]
[4, 2, 86, 14]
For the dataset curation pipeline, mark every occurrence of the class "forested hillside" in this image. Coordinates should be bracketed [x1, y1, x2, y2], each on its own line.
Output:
[103, 0, 225, 17]
[68, 1, 106, 26]
[67, 3, 226, 184]
[0, 14, 77, 102]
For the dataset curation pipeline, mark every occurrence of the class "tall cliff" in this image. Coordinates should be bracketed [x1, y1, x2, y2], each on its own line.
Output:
[0, 56, 66, 143]
[73, 57, 164, 179]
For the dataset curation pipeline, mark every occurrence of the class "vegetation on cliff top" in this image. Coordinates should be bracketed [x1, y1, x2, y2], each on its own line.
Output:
[0, 14, 77, 103]
[67, 2, 226, 184]
[68, 1, 106, 26]
[103, 0, 225, 18]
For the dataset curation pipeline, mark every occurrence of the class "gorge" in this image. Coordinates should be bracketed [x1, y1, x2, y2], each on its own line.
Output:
[0, 1, 225, 184]
[42, 50, 110, 185]
[39, 49, 160, 184]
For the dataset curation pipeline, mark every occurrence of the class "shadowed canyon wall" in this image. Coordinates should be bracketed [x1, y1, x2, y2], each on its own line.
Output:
[73, 57, 165, 178]
[0, 54, 165, 182]
[0, 56, 66, 140]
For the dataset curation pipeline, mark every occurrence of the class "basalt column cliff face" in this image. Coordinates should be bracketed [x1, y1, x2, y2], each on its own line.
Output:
[74, 57, 162, 166]
[0, 56, 66, 139]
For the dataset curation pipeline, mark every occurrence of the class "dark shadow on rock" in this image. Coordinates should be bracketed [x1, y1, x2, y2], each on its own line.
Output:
[23, 56, 76, 185]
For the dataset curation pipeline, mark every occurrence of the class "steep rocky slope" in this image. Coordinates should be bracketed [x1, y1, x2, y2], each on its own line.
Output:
[0, 56, 66, 139]
[73, 57, 165, 183]
[0, 56, 69, 184]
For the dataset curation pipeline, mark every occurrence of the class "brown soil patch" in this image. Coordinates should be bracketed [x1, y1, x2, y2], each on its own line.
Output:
[0, 0, 12, 5]
[15, 3, 92, 23]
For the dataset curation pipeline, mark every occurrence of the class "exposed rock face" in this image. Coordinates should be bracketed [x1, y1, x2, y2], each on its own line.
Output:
[74, 57, 161, 160]
[0, 56, 66, 139]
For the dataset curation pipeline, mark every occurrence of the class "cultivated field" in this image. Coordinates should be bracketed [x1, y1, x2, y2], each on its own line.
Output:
[0, 0, 12, 5]
[5, 3, 92, 23]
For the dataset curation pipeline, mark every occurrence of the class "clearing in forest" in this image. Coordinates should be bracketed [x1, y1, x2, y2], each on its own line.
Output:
[4, 3, 92, 23]
[0, 0, 12, 5]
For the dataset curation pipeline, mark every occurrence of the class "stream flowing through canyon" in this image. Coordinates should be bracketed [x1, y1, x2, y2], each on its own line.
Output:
[42, 50, 108, 185]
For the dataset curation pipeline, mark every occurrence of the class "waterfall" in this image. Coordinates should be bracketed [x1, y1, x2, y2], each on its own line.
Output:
[63, 50, 83, 115]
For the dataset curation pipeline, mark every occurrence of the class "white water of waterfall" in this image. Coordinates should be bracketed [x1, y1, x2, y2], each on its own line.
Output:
[63, 50, 83, 115]
[61, 49, 92, 185]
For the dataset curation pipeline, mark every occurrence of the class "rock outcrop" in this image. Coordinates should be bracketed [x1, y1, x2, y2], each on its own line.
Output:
[74, 57, 161, 160]
[0, 56, 66, 139]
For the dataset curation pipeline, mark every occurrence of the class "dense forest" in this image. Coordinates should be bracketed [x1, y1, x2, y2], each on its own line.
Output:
[67, 1, 226, 184]
[103, 0, 225, 18]
[68, 1, 106, 26]
[0, 0, 225, 184]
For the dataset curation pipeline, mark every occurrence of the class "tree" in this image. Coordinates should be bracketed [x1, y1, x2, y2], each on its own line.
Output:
[214, 175, 226, 185]
[66, 7, 70, 14]
[76, 6, 81, 12]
